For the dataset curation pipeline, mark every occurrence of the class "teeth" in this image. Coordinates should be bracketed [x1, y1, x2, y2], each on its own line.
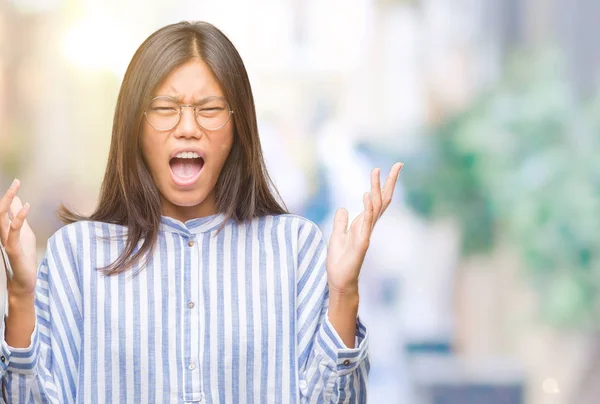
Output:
[175, 151, 200, 159]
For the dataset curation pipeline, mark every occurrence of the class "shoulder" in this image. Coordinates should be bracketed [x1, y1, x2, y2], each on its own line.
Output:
[255, 213, 324, 241]
[275, 213, 319, 229]
[269, 216, 328, 280]
[42, 220, 127, 284]
[45, 220, 125, 260]
[47, 220, 100, 246]
[46, 221, 83, 251]
[255, 214, 327, 258]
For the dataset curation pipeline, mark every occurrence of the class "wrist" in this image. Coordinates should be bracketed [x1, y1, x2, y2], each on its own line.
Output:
[328, 281, 359, 297]
[328, 287, 359, 309]
[5, 292, 36, 349]
[327, 288, 359, 348]
[8, 289, 35, 308]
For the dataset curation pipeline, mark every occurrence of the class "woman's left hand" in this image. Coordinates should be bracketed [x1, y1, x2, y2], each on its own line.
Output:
[326, 162, 404, 295]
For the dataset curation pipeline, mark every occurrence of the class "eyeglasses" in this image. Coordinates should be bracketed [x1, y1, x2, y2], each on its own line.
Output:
[144, 95, 234, 131]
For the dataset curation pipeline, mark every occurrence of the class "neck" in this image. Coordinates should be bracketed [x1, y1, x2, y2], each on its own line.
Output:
[160, 196, 218, 222]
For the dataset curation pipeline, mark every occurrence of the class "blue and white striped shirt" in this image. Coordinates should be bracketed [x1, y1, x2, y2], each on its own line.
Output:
[0, 213, 369, 403]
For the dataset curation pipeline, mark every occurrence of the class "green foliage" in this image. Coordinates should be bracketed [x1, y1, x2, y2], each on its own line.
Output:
[403, 51, 600, 328]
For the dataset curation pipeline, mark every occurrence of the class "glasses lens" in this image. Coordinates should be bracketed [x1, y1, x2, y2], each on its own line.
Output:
[196, 97, 231, 130]
[146, 98, 180, 131]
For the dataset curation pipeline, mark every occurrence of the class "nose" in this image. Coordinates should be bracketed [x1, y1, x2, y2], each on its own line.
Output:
[173, 105, 202, 139]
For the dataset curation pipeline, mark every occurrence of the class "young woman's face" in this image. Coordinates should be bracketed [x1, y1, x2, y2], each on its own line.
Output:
[141, 59, 234, 222]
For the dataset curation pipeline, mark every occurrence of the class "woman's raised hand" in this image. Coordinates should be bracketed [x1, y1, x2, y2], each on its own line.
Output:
[0, 179, 38, 297]
[326, 163, 403, 294]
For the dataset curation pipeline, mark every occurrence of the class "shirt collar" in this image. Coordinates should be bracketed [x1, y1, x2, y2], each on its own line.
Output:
[159, 212, 229, 236]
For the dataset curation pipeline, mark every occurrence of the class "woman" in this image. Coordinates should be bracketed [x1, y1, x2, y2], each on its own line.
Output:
[0, 21, 402, 403]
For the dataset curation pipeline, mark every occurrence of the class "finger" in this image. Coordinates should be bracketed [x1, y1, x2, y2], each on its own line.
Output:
[0, 179, 20, 241]
[0, 179, 20, 215]
[360, 192, 374, 239]
[6, 202, 30, 249]
[349, 211, 364, 235]
[380, 162, 404, 213]
[10, 195, 31, 231]
[10, 195, 24, 218]
[332, 208, 349, 237]
[370, 168, 382, 221]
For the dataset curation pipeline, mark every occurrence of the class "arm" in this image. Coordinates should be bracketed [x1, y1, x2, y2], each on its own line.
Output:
[297, 162, 403, 402]
[296, 221, 370, 403]
[326, 163, 403, 347]
[0, 242, 82, 403]
[1, 180, 37, 350]
[0, 180, 81, 403]
[327, 291, 359, 348]
[5, 293, 36, 349]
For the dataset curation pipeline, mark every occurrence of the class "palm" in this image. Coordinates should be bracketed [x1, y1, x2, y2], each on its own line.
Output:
[327, 211, 368, 292]
[326, 163, 403, 294]
[4, 220, 37, 288]
[0, 180, 37, 296]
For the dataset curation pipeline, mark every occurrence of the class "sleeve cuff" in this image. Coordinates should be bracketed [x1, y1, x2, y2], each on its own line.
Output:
[316, 312, 369, 375]
[0, 320, 39, 375]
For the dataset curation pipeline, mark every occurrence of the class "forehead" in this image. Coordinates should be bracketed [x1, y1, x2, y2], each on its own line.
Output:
[153, 59, 224, 101]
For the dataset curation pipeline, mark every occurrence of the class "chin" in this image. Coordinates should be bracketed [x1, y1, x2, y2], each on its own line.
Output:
[162, 184, 214, 209]
[167, 194, 207, 208]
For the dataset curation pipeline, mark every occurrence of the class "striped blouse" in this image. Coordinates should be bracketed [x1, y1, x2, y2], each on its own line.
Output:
[0, 213, 369, 403]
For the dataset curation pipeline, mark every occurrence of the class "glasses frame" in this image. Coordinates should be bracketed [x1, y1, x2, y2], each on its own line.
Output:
[143, 95, 234, 132]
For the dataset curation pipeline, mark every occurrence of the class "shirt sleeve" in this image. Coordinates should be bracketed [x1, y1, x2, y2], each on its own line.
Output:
[295, 219, 370, 403]
[0, 228, 82, 403]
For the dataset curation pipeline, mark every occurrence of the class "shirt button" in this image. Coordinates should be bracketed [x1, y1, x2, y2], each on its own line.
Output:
[343, 359, 351, 366]
[0, 356, 5, 363]
[188, 363, 196, 371]
[188, 240, 195, 247]
[187, 301, 195, 309]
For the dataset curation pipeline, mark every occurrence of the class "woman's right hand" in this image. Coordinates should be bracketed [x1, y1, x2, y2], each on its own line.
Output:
[0, 179, 37, 298]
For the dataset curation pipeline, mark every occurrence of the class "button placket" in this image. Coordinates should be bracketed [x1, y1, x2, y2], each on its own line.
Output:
[185, 232, 203, 400]
[187, 236, 197, 311]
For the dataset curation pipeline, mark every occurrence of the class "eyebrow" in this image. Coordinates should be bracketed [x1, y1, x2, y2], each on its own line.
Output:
[153, 92, 224, 104]
[154, 89, 185, 102]
[164, 86, 184, 101]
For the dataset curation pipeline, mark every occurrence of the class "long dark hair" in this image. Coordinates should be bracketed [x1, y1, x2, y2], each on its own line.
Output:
[59, 21, 287, 274]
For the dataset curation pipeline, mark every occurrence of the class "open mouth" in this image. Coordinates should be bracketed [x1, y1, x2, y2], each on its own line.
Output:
[169, 151, 205, 186]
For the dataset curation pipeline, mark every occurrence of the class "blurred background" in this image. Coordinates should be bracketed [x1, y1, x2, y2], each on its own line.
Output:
[1, 0, 599, 403]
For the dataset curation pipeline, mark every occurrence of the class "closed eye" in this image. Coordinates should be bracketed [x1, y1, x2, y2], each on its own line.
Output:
[151, 107, 179, 113]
